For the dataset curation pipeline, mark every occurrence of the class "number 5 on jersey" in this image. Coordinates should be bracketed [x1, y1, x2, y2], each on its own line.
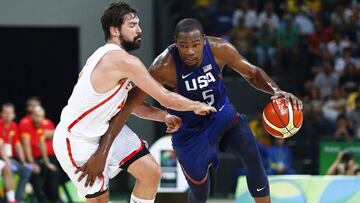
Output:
[202, 89, 214, 106]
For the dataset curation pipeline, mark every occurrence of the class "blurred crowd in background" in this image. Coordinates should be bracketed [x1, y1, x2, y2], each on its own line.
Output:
[0, 98, 68, 203]
[1, 0, 359, 201]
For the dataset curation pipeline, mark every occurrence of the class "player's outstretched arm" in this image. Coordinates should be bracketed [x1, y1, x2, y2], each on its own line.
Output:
[114, 52, 216, 115]
[212, 37, 303, 110]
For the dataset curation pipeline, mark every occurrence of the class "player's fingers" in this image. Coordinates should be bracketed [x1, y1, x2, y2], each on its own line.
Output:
[299, 100, 303, 110]
[87, 176, 96, 187]
[75, 166, 84, 174]
[291, 97, 298, 111]
[77, 169, 87, 182]
[284, 94, 290, 103]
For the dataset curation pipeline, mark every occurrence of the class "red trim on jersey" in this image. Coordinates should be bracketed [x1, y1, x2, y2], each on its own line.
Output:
[100, 175, 105, 192]
[66, 138, 79, 169]
[67, 80, 127, 132]
[119, 139, 145, 166]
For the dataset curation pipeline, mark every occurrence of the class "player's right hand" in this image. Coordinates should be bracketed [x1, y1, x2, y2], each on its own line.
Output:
[193, 102, 217, 115]
[75, 151, 106, 187]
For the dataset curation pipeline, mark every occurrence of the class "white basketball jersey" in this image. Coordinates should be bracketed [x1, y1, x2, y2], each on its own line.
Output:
[59, 43, 131, 138]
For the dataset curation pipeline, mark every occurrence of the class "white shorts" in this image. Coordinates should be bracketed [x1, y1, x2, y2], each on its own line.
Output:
[0, 160, 5, 175]
[53, 123, 147, 197]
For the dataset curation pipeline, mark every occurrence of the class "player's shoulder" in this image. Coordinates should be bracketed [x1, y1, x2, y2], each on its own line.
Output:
[207, 36, 234, 51]
[207, 36, 238, 58]
[150, 46, 175, 71]
[103, 49, 142, 68]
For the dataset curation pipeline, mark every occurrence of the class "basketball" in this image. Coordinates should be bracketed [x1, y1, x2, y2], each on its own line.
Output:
[262, 98, 303, 138]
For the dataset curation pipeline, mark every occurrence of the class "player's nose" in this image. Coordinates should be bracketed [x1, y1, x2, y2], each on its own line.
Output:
[186, 48, 195, 55]
[136, 25, 142, 34]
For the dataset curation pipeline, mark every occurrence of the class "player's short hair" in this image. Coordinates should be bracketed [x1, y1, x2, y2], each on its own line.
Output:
[101, 1, 138, 41]
[174, 18, 204, 39]
[1, 102, 15, 112]
[26, 96, 41, 107]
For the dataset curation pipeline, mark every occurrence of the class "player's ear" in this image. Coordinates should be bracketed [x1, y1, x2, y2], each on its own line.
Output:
[110, 26, 120, 37]
[174, 37, 178, 47]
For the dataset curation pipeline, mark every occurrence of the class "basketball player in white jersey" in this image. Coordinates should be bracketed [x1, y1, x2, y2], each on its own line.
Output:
[53, 2, 216, 203]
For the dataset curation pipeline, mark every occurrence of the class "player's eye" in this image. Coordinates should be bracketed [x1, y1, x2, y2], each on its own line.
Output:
[193, 43, 200, 48]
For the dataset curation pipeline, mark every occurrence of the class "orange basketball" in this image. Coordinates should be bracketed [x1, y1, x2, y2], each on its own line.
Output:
[262, 98, 303, 138]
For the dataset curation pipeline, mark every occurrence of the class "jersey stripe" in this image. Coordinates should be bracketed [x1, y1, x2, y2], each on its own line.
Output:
[119, 139, 145, 166]
[67, 80, 127, 132]
[66, 138, 79, 169]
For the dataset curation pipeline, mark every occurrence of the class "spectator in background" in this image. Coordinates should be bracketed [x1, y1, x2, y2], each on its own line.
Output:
[347, 84, 360, 111]
[276, 14, 300, 75]
[255, 22, 276, 73]
[332, 114, 353, 141]
[302, 83, 333, 140]
[310, 48, 333, 76]
[335, 47, 360, 77]
[314, 61, 339, 99]
[249, 111, 272, 147]
[267, 138, 295, 175]
[294, 6, 315, 35]
[327, 150, 359, 175]
[0, 103, 33, 203]
[232, 1, 258, 29]
[308, 19, 333, 63]
[19, 97, 42, 128]
[231, 17, 256, 65]
[322, 87, 347, 123]
[326, 32, 351, 58]
[305, 0, 321, 15]
[285, 0, 301, 14]
[339, 63, 360, 93]
[348, 96, 360, 139]
[207, 0, 234, 40]
[21, 105, 61, 203]
[343, 14, 359, 45]
[330, 4, 353, 30]
[257, 1, 279, 34]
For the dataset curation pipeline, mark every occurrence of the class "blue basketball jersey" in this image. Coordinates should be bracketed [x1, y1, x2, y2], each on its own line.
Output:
[168, 38, 238, 144]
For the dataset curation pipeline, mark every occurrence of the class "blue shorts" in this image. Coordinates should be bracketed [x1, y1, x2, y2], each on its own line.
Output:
[171, 103, 239, 182]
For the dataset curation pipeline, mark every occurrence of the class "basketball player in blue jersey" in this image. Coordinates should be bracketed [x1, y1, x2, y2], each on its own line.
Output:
[149, 18, 302, 203]
[78, 18, 303, 203]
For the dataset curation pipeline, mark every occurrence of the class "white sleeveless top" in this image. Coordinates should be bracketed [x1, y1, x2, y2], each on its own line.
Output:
[60, 43, 131, 138]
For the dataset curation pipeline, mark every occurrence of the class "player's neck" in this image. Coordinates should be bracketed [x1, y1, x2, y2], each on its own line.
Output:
[107, 39, 121, 48]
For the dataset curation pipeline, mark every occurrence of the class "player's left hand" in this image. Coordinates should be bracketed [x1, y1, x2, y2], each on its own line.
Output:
[271, 90, 303, 111]
[75, 151, 106, 187]
[165, 114, 182, 133]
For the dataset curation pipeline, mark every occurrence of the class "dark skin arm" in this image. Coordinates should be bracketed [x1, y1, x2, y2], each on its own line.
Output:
[208, 36, 303, 110]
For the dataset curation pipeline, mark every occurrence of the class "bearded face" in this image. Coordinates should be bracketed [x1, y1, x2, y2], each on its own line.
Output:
[119, 32, 142, 51]
[118, 14, 142, 51]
